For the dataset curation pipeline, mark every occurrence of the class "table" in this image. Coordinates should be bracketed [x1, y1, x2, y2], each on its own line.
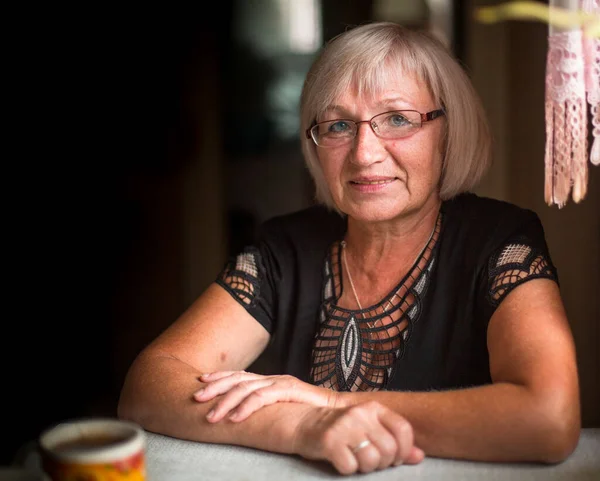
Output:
[145, 428, 599, 480]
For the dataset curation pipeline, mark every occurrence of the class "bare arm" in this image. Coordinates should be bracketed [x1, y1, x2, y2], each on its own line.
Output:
[336, 279, 581, 463]
[119, 350, 313, 453]
[117, 283, 300, 450]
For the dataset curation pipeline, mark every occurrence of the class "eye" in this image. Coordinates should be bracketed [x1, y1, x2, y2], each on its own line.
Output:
[328, 120, 352, 133]
[386, 113, 411, 127]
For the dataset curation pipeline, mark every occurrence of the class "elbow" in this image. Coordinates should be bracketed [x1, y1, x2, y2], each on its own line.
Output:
[116, 358, 151, 426]
[117, 383, 156, 430]
[116, 392, 136, 423]
[116, 385, 142, 426]
[535, 395, 581, 464]
[538, 418, 580, 464]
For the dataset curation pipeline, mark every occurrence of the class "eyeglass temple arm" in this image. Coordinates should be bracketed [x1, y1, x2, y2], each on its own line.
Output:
[421, 109, 445, 122]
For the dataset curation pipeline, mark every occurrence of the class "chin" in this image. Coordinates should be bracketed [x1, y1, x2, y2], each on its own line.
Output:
[354, 212, 404, 223]
[343, 203, 408, 223]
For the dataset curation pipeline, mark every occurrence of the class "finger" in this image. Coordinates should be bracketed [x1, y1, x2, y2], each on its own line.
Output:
[365, 428, 398, 470]
[199, 371, 238, 381]
[194, 372, 262, 401]
[205, 379, 274, 422]
[316, 425, 359, 475]
[229, 381, 315, 421]
[379, 412, 414, 466]
[353, 438, 381, 474]
[228, 386, 287, 422]
[236, 382, 330, 420]
[328, 446, 359, 476]
[405, 446, 425, 465]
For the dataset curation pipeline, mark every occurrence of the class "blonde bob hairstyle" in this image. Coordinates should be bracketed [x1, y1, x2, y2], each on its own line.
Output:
[300, 22, 492, 209]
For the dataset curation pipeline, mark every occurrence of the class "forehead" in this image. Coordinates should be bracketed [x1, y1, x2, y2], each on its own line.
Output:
[328, 66, 434, 116]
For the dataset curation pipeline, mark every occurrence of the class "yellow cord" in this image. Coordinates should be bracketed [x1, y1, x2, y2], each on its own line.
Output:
[475, 1, 600, 37]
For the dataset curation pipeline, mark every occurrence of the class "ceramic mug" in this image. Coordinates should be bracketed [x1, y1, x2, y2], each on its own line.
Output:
[38, 418, 146, 481]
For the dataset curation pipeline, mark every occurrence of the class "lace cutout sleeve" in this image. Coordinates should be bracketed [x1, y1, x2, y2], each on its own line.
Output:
[215, 245, 276, 333]
[486, 237, 558, 308]
[217, 247, 261, 307]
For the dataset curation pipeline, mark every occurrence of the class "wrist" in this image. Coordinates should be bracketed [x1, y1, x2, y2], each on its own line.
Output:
[313, 384, 345, 409]
[291, 404, 341, 457]
[333, 391, 355, 409]
[288, 404, 322, 455]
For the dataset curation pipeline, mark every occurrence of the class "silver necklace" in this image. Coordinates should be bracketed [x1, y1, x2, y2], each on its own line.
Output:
[341, 219, 437, 323]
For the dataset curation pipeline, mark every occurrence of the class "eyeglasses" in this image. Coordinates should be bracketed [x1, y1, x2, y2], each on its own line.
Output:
[306, 109, 445, 148]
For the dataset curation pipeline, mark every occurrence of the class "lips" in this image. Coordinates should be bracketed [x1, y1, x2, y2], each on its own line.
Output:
[349, 177, 397, 185]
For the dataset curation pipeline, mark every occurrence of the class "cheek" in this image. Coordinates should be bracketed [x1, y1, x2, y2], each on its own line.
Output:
[425, 153, 444, 192]
[402, 146, 443, 189]
[318, 153, 344, 183]
[422, 150, 443, 183]
[319, 159, 334, 182]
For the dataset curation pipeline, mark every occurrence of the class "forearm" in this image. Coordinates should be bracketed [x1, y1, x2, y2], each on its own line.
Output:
[339, 382, 579, 463]
[117, 353, 307, 454]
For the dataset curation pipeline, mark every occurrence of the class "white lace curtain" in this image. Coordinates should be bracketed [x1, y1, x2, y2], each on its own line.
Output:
[545, 0, 599, 207]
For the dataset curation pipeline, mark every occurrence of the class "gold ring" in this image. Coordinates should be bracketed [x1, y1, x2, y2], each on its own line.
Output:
[352, 439, 371, 453]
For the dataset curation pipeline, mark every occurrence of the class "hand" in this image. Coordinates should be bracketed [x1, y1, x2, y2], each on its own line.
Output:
[193, 371, 339, 422]
[294, 401, 424, 475]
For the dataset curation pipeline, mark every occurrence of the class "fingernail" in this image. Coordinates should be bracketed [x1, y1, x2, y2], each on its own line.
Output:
[194, 389, 205, 398]
[206, 409, 215, 419]
[201, 372, 212, 378]
[393, 460, 403, 467]
[229, 410, 239, 420]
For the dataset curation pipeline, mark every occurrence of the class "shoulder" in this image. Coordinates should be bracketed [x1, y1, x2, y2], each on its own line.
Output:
[442, 192, 542, 238]
[440, 193, 550, 266]
[443, 192, 539, 223]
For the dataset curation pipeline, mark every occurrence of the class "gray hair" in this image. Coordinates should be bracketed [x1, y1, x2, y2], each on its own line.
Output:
[300, 22, 492, 209]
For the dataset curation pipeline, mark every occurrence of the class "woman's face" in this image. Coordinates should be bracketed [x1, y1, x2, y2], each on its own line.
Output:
[316, 70, 445, 224]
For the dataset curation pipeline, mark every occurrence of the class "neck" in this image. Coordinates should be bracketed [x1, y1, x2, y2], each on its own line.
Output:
[343, 200, 441, 278]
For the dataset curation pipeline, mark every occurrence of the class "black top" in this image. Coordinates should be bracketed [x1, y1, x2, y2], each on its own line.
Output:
[216, 193, 558, 392]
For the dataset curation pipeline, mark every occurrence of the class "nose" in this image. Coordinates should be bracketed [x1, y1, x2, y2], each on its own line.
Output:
[350, 121, 387, 166]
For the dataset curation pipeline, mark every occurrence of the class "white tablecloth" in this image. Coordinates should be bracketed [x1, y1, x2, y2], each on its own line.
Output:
[145, 428, 600, 480]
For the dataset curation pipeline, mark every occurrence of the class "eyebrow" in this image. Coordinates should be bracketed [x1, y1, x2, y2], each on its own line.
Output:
[377, 96, 416, 109]
[321, 105, 352, 117]
[323, 97, 417, 117]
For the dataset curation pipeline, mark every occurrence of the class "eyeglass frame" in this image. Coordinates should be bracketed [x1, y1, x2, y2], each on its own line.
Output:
[305, 109, 446, 147]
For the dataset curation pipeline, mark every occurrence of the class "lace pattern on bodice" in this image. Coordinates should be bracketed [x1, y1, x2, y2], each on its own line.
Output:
[309, 215, 442, 392]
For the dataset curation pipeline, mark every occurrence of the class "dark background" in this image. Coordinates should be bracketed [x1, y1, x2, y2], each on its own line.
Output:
[5, 5, 235, 462]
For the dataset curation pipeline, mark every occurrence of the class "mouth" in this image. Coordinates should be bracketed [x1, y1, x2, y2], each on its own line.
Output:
[349, 177, 398, 185]
[348, 177, 399, 193]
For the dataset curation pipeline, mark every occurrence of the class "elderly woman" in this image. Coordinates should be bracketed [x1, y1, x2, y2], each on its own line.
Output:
[118, 22, 580, 475]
